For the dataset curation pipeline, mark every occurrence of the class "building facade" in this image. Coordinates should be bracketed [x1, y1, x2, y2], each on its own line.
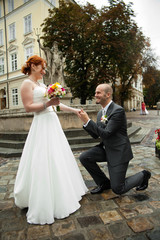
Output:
[0, 0, 66, 111]
[124, 75, 144, 111]
[0, 0, 143, 113]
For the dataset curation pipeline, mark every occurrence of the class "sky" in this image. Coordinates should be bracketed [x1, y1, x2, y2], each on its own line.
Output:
[76, 0, 160, 68]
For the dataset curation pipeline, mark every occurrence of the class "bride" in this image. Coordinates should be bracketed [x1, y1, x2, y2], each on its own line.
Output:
[14, 55, 88, 225]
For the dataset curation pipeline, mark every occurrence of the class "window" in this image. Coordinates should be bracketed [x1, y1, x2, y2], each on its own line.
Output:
[24, 14, 32, 34]
[25, 46, 33, 60]
[0, 57, 4, 75]
[9, 23, 15, 41]
[0, 30, 3, 46]
[12, 88, 18, 106]
[8, 0, 14, 12]
[11, 53, 17, 71]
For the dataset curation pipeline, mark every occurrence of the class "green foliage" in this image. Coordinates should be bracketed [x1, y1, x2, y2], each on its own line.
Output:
[143, 67, 160, 108]
[156, 140, 160, 150]
[41, 0, 150, 105]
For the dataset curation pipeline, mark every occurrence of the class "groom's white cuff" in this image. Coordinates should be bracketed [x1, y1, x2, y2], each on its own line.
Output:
[83, 119, 91, 127]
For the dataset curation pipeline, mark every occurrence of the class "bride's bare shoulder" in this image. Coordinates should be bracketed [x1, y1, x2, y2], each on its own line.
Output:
[21, 79, 33, 90]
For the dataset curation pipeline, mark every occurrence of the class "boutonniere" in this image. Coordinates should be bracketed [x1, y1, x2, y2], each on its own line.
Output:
[101, 114, 108, 123]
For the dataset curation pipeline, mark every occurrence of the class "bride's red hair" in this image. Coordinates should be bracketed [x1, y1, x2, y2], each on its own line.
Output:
[21, 55, 47, 75]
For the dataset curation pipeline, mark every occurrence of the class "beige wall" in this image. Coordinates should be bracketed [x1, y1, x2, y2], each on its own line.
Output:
[0, 0, 59, 110]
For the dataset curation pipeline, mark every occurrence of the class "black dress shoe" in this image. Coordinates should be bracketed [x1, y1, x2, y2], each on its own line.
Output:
[91, 183, 111, 194]
[136, 170, 151, 191]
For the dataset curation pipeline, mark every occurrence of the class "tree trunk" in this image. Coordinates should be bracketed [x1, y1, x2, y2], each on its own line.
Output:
[120, 98, 124, 107]
[80, 97, 86, 105]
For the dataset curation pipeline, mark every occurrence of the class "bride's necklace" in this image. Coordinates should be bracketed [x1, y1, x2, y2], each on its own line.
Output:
[29, 78, 40, 86]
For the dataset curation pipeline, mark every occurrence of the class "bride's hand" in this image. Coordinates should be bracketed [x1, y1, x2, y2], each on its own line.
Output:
[73, 108, 81, 116]
[48, 97, 60, 106]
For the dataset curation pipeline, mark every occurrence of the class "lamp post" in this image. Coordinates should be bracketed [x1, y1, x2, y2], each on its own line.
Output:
[34, 28, 41, 57]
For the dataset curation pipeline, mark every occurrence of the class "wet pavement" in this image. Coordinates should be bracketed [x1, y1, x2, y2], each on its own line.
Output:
[0, 110, 160, 240]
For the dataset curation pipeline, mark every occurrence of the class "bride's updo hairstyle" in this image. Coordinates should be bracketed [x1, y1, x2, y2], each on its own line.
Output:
[21, 55, 46, 75]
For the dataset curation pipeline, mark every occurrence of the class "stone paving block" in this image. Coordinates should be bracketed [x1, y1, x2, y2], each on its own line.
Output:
[108, 221, 132, 238]
[115, 196, 135, 207]
[9, 179, 15, 184]
[131, 193, 150, 202]
[149, 200, 160, 209]
[151, 168, 160, 175]
[1, 174, 15, 180]
[0, 171, 9, 177]
[0, 208, 15, 219]
[86, 194, 105, 201]
[51, 219, 76, 236]
[0, 179, 8, 185]
[101, 190, 117, 200]
[9, 192, 14, 198]
[147, 190, 160, 201]
[125, 234, 148, 240]
[2, 217, 26, 232]
[0, 186, 7, 193]
[152, 174, 160, 181]
[62, 233, 86, 240]
[77, 216, 102, 228]
[79, 195, 90, 205]
[100, 199, 118, 211]
[99, 210, 122, 224]
[146, 227, 160, 240]
[134, 204, 153, 215]
[1, 229, 26, 240]
[148, 213, 160, 225]
[0, 193, 6, 200]
[80, 202, 101, 214]
[0, 200, 14, 210]
[119, 207, 137, 219]
[85, 180, 96, 188]
[27, 225, 50, 239]
[87, 226, 114, 240]
[127, 217, 154, 233]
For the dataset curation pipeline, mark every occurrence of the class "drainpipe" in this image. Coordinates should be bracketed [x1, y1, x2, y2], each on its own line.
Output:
[3, 0, 9, 109]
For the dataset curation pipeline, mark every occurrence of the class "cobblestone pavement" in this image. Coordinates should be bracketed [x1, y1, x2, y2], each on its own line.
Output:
[0, 110, 160, 240]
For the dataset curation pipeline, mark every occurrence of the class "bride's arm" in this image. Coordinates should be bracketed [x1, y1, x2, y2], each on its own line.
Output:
[59, 103, 80, 115]
[21, 81, 59, 113]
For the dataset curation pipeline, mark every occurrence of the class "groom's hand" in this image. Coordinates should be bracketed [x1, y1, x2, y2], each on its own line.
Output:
[78, 109, 90, 124]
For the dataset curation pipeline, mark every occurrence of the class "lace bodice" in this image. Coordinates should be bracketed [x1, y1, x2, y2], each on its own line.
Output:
[33, 84, 53, 115]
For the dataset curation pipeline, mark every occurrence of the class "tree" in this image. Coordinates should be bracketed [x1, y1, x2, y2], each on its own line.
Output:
[41, 1, 103, 104]
[41, 0, 151, 105]
[99, 0, 147, 106]
[143, 67, 160, 108]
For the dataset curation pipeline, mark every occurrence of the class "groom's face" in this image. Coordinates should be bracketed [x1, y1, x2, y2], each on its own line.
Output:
[95, 86, 109, 106]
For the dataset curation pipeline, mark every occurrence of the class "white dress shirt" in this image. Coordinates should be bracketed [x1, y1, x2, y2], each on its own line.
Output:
[84, 100, 113, 127]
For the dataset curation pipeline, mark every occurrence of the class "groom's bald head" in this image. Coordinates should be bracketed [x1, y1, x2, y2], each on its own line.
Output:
[95, 84, 113, 107]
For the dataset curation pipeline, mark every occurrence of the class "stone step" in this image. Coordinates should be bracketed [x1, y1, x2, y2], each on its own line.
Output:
[0, 147, 23, 158]
[0, 124, 143, 158]
[129, 128, 150, 144]
[68, 135, 100, 145]
[0, 132, 28, 141]
[0, 139, 25, 149]
[127, 126, 141, 138]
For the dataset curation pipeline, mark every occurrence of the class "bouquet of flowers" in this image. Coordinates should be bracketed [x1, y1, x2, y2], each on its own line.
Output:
[45, 82, 66, 111]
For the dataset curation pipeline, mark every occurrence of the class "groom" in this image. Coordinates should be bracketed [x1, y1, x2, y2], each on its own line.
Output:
[78, 84, 151, 195]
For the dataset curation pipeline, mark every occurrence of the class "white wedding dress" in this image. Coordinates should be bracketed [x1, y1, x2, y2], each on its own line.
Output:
[14, 83, 88, 225]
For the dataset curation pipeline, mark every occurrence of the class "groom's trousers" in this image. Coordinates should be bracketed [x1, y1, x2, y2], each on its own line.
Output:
[79, 145, 144, 195]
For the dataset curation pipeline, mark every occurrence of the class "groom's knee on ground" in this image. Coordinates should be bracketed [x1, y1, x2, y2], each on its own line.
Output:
[111, 183, 125, 195]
